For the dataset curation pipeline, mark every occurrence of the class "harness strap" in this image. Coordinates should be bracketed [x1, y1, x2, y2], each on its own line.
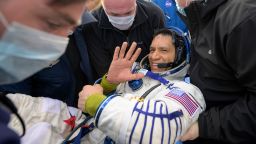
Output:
[140, 83, 161, 100]
[61, 115, 93, 144]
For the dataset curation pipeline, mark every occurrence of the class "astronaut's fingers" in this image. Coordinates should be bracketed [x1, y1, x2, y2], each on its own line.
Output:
[113, 46, 120, 61]
[130, 47, 141, 62]
[119, 42, 128, 59]
[125, 42, 137, 60]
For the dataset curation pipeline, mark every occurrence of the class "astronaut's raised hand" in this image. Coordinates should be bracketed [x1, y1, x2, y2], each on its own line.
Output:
[78, 84, 103, 113]
[106, 42, 144, 84]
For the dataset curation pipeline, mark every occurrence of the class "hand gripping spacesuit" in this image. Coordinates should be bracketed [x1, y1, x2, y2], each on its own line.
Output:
[7, 93, 107, 144]
[93, 27, 206, 144]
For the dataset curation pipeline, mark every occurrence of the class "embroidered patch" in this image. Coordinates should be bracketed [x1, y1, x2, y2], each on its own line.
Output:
[165, 88, 199, 116]
[64, 116, 76, 129]
[129, 96, 144, 102]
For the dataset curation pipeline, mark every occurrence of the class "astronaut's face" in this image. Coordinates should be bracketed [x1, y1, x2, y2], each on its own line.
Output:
[149, 34, 175, 72]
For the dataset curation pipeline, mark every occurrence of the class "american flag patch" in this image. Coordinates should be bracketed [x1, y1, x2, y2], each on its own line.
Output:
[165, 88, 199, 116]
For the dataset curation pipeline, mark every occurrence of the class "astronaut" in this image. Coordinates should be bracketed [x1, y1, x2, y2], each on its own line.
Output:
[78, 27, 206, 144]
[7, 27, 205, 144]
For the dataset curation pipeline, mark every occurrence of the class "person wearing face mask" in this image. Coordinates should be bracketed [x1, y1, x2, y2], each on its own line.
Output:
[172, 0, 256, 143]
[77, 28, 206, 143]
[0, 0, 87, 143]
[0, 1, 102, 106]
[71, 0, 165, 82]
[0, 13, 75, 105]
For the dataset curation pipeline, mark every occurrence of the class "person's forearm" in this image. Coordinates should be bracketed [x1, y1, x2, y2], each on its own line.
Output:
[100, 74, 118, 94]
[84, 94, 107, 116]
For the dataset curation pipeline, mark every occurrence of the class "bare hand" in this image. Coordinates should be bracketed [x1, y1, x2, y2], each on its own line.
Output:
[107, 42, 145, 84]
[180, 121, 199, 141]
[78, 84, 103, 111]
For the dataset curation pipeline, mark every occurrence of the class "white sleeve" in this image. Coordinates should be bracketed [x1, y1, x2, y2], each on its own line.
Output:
[6, 94, 86, 144]
[94, 81, 206, 144]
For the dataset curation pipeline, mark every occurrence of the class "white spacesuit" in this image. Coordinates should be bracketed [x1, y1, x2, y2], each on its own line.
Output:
[7, 60, 205, 144]
[90, 27, 206, 144]
[8, 27, 206, 144]
[94, 59, 206, 144]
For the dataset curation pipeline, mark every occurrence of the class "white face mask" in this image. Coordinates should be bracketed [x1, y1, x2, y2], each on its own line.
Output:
[106, 14, 135, 30]
[0, 12, 68, 84]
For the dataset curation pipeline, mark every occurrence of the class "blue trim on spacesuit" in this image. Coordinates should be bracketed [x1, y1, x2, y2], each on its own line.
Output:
[178, 117, 182, 136]
[166, 103, 171, 144]
[174, 118, 179, 142]
[149, 101, 157, 144]
[129, 102, 144, 144]
[133, 106, 183, 119]
[95, 95, 116, 127]
[139, 100, 150, 143]
[145, 70, 170, 85]
[129, 100, 183, 143]
[160, 104, 164, 144]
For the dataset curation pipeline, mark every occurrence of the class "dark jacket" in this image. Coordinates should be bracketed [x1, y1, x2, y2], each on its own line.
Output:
[0, 107, 20, 144]
[81, 0, 165, 79]
[0, 54, 76, 106]
[0, 92, 20, 144]
[183, 0, 256, 143]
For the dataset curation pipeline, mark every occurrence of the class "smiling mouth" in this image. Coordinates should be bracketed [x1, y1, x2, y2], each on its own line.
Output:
[151, 64, 162, 70]
[152, 63, 162, 66]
